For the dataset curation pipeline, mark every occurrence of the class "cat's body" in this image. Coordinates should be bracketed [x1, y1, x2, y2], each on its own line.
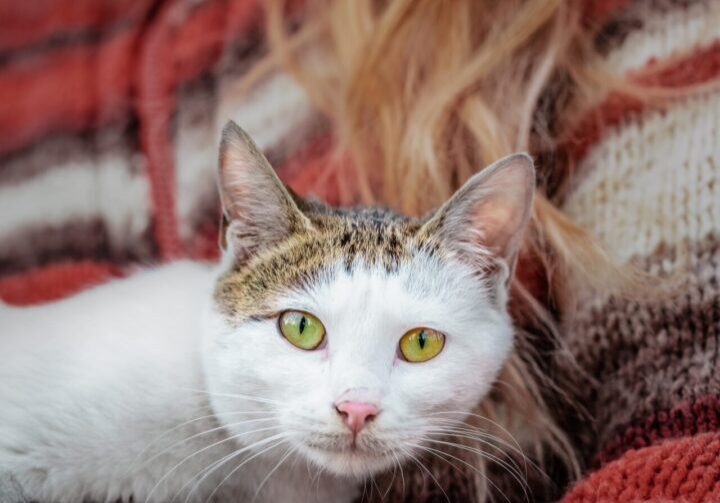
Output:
[0, 262, 355, 502]
[0, 123, 535, 502]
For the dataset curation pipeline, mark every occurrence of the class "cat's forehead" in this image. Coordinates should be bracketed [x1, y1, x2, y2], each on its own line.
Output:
[308, 206, 422, 267]
[214, 206, 448, 319]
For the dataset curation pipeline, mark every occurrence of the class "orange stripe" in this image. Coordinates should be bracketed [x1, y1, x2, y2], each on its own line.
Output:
[136, 0, 261, 260]
[0, 0, 154, 51]
[597, 396, 720, 466]
[561, 41, 720, 167]
[561, 432, 720, 503]
[0, 31, 137, 156]
[0, 0, 261, 158]
[582, 0, 632, 25]
[0, 260, 122, 306]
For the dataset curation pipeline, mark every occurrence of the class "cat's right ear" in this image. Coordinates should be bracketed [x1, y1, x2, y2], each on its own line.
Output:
[417, 153, 535, 282]
[217, 121, 311, 262]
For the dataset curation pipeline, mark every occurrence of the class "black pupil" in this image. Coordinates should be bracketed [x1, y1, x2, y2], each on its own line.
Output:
[299, 316, 306, 334]
[418, 330, 426, 349]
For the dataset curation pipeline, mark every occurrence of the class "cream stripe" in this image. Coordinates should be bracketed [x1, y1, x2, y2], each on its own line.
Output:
[0, 157, 151, 253]
[606, 0, 720, 73]
[563, 90, 720, 265]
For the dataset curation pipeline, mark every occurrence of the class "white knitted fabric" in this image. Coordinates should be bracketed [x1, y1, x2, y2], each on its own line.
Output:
[563, 89, 720, 266]
[606, 0, 720, 72]
[0, 149, 150, 254]
[217, 72, 315, 154]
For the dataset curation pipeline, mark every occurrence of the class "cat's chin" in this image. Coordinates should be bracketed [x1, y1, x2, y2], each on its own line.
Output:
[300, 444, 397, 478]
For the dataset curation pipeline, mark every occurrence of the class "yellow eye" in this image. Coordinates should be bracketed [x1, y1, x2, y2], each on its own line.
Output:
[399, 328, 445, 362]
[279, 311, 326, 350]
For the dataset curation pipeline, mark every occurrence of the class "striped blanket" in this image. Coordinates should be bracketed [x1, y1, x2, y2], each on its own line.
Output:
[0, 0, 324, 304]
[1, 0, 719, 501]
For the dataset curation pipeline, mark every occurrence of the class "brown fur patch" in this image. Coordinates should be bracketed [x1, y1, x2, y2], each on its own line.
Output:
[214, 201, 430, 321]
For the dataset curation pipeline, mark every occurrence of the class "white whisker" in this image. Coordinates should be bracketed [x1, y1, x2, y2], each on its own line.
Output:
[359, 475, 369, 503]
[397, 445, 450, 503]
[426, 411, 524, 453]
[391, 449, 406, 497]
[204, 439, 289, 503]
[410, 443, 518, 503]
[423, 416, 542, 479]
[382, 453, 398, 501]
[424, 417, 531, 466]
[423, 426, 532, 478]
[369, 470, 380, 501]
[144, 425, 282, 503]
[423, 437, 528, 494]
[177, 388, 281, 405]
[131, 410, 272, 470]
[142, 417, 277, 467]
[179, 433, 290, 503]
[252, 445, 297, 500]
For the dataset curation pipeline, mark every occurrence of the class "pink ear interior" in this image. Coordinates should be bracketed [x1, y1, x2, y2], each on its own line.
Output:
[466, 157, 534, 258]
[217, 121, 306, 259]
[436, 153, 535, 262]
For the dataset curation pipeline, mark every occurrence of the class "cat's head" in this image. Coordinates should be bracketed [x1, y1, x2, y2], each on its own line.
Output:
[202, 121, 534, 478]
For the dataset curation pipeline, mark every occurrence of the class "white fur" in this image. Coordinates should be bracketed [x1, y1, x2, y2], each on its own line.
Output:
[0, 250, 514, 502]
[204, 251, 513, 479]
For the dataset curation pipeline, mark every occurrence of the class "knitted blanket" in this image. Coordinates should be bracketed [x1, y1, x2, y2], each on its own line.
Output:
[555, 1, 720, 498]
[1, 0, 719, 501]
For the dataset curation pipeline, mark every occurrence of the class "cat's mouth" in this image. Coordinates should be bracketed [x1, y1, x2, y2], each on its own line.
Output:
[299, 436, 400, 477]
[303, 438, 372, 455]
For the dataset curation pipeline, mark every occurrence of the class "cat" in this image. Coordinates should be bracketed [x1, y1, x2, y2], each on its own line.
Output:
[0, 121, 534, 503]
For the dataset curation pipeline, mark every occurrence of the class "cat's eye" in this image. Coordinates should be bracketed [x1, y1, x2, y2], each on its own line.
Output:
[279, 310, 326, 350]
[399, 328, 445, 362]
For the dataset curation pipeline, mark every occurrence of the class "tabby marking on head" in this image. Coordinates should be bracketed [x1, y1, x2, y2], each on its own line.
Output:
[203, 120, 534, 478]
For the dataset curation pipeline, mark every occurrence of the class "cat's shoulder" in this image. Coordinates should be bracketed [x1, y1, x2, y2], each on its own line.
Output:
[117, 259, 214, 292]
[63, 260, 214, 305]
[0, 261, 216, 342]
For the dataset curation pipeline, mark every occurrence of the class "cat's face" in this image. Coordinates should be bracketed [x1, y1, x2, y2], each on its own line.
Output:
[202, 122, 534, 478]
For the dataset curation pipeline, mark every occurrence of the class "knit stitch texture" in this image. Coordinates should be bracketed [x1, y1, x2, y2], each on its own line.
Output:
[0, 0, 718, 501]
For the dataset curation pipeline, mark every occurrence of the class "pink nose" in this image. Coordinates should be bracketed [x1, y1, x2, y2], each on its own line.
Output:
[335, 401, 379, 435]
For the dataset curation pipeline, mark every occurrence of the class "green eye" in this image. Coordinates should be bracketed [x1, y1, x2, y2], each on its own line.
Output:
[279, 311, 326, 350]
[399, 328, 445, 362]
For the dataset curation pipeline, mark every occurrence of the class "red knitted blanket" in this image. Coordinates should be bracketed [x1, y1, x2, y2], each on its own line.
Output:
[1, 1, 719, 501]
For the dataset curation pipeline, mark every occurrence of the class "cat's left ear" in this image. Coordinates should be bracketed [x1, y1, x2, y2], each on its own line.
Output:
[419, 153, 535, 279]
[217, 121, 311, 261]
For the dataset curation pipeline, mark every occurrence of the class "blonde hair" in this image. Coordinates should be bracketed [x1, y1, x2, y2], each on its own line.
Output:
[235, 0, 706, 499]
